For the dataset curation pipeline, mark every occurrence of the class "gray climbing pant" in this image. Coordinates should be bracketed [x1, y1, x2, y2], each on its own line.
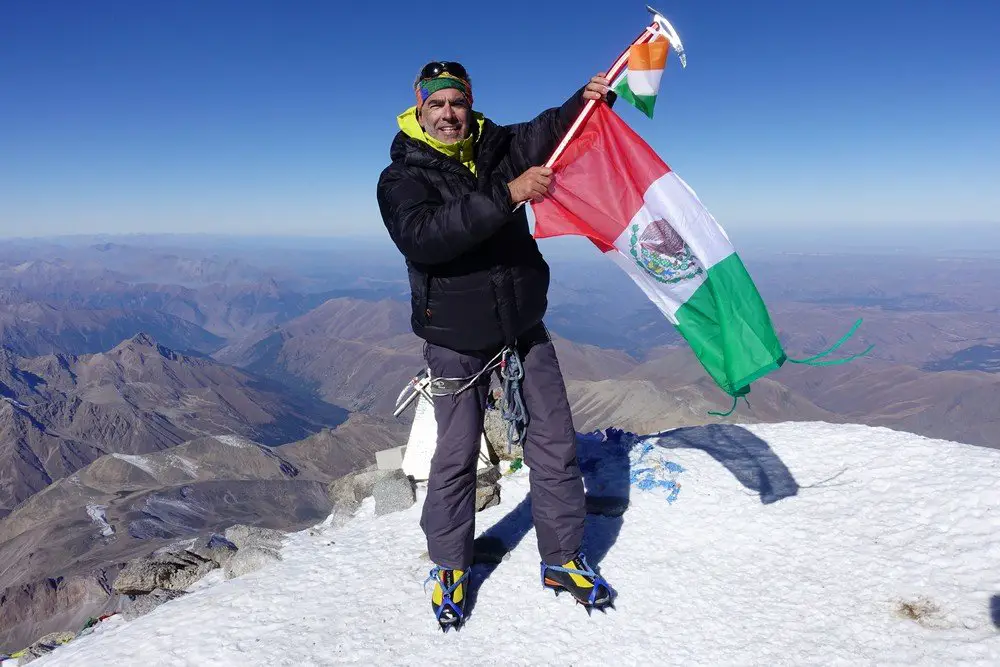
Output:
[419, 324, 586, 570]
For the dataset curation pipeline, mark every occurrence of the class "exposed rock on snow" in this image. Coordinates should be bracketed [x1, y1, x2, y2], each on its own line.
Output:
[14, 631, 75, 665]
[327, 466, 399, 512]
[475, 465, 501, 511]
[223, 524, 284, 550]
[483, 404, 522, 461]
[185, 534, 238, 568]
[119, 589, 187, 622]
[112, 551, 217, 596]
[372, 469, 415, 517]
[221, 525, 285, 580]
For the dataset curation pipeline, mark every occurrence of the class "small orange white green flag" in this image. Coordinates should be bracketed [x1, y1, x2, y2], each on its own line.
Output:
[612, 36, 670, 118]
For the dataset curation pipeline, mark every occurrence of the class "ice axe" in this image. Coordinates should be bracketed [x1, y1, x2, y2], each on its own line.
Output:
[392, 368, 431, 418]
[645, 4, 687, 68]
[539, 5, 688, 173]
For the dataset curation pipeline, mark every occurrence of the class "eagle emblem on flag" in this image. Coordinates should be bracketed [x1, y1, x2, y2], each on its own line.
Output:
[629, 219, 703, 284]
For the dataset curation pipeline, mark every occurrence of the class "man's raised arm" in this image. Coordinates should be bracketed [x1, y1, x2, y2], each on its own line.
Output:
[506, 73, 613, 172]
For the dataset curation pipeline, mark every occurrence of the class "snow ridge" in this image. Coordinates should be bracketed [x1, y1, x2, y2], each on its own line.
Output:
[109, 453, 159, 477]
[31, 422, 1000, 666]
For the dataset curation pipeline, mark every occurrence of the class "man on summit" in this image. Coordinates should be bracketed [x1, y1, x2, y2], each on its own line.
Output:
[376, 61, 616, 630]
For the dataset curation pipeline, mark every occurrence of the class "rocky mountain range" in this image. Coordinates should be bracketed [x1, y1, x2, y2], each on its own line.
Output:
[0, 333, 347, 517]
[206, 294, 1000, 450]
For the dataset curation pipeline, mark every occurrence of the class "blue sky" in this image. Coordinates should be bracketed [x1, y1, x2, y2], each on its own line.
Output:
[1, 0, 997, 239]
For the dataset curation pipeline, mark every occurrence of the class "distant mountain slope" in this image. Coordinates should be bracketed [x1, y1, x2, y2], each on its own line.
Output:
[600, 346, 1000, 450]
[923, 343, 1000, 373]
[776, 360, 1000, 449]
[767, 303, 1000, 367]
[214, 298, 644, 416]
[0, 302, 224, 356]
[0, 263, 356, 344]
[0, 334, 347, 516]
[213, 298, 422, 415]
[566, 347, 834, 434]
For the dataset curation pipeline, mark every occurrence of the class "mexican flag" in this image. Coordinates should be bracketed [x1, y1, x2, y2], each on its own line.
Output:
[533, 102, 785, 398]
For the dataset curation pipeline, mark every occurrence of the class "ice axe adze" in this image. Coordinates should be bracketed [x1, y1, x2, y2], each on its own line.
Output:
[645, 4, 687, 68]
[392, 368, 431, 418]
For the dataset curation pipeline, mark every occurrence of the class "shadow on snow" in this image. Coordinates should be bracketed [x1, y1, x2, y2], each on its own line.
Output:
[463, 423, 797, 619]
[656, 423, 799, 505]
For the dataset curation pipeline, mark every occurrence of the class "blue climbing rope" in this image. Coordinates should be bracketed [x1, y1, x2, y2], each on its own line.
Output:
[499, 346, 528, 454]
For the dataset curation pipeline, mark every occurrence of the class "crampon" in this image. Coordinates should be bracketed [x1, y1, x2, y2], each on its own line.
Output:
[424, 566, 469, 632]
[540, 553, 616, 614]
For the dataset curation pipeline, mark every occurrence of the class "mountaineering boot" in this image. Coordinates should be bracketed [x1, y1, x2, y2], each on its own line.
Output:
[425, 566, 468, 632]
[540, 553, 616, 612]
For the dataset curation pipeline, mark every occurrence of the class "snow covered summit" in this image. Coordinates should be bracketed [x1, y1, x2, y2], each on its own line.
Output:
[31, 422, 1000, 666]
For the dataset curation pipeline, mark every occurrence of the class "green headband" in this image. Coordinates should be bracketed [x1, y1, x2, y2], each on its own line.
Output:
[415, 73, 473, 107]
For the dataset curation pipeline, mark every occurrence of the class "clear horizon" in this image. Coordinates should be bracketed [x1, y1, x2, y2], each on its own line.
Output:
[2, 0, 998, 237]
[7, 224, 1000, 261]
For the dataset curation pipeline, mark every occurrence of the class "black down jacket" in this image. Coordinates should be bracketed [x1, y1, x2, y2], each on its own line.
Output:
[376, 88, 586, 353]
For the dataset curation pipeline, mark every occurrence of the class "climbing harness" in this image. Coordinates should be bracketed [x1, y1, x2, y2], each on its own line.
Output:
[393, 345, 529, 455]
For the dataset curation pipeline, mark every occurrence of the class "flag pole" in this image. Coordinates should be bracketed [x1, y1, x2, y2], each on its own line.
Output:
[543, 22, 660, 169]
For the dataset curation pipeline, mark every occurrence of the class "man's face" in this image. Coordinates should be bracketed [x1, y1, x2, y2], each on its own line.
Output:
[418, 88, 471, 143]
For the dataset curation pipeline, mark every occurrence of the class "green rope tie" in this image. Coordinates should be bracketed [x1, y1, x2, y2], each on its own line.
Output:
[786, 318, 874, 367]
[708, 395, 750, 417]
[707, 318, 871, 418]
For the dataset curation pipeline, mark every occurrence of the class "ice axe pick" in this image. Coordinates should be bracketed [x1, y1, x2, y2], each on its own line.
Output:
[645, 4, 687, 68]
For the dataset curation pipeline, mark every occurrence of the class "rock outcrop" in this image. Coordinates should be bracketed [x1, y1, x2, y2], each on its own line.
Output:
[112, 551, 217, 596]
[372, 469, 416, 517]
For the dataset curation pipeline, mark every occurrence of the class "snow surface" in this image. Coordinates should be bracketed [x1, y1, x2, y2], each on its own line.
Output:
[85, 504, 115, 537]
[33, 422, 1000, 666]
[165, 453, 200, 477]
[110, 452, 199, 479]
[110, 453, 159, 477]
[213, 434, 259, 449]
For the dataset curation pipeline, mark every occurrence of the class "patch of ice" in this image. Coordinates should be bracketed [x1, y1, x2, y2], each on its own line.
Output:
[1, 395, 30, 410]
[165, 453, 200, 477]
[213, 435, 258, 449]
[110, 453, 159, 477]
[85, 504, 115, 537]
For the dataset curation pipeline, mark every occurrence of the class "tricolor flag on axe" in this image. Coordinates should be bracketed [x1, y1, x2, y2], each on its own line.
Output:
[533, 5, 871, 414]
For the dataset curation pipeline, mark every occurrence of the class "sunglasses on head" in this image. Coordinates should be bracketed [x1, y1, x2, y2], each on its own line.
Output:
[419, 61, 469, 82]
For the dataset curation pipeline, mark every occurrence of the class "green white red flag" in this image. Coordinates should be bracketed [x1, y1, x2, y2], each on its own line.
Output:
[532, 103, 870, 404]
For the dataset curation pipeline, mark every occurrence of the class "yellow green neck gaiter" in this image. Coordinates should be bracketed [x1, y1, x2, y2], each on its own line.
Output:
[397, 106, 484, 175]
